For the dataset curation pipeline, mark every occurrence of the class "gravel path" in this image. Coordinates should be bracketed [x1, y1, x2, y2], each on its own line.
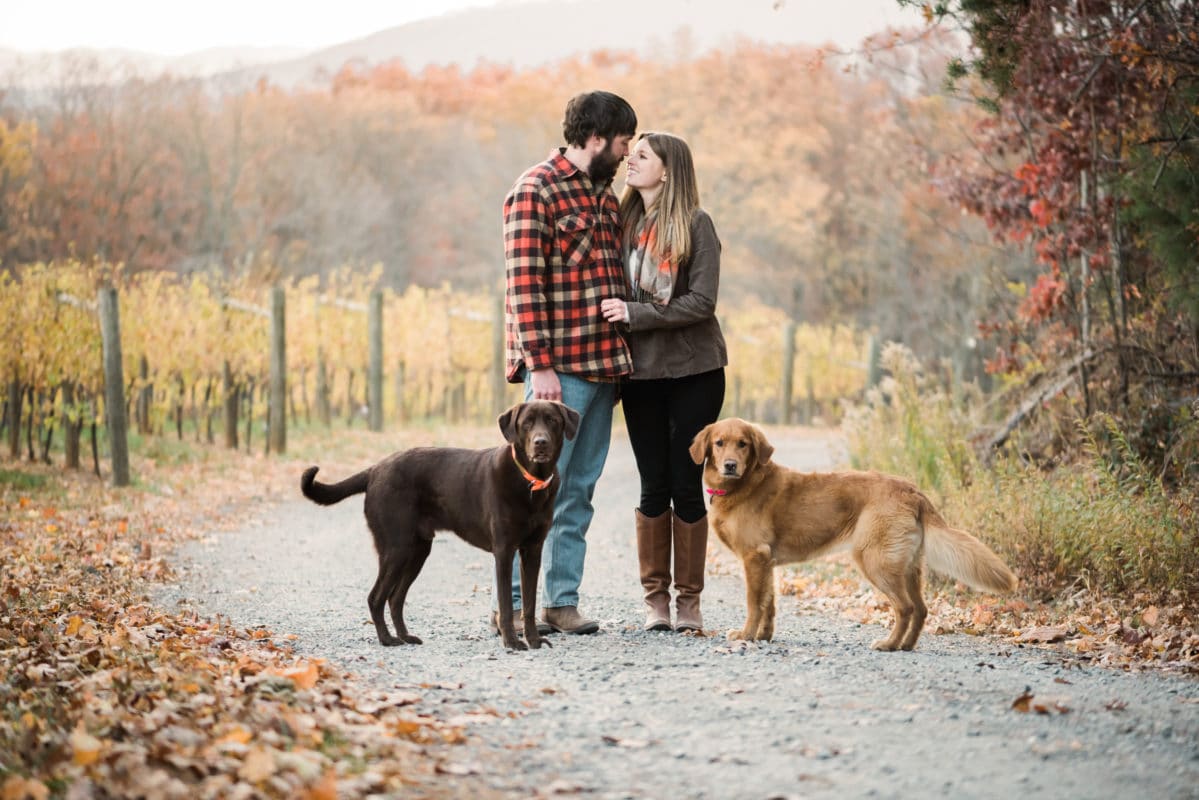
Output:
[158, 426, 1199, 799]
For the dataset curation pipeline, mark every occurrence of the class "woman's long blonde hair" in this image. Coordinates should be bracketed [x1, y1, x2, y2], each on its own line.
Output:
[619, 132, 701, 266]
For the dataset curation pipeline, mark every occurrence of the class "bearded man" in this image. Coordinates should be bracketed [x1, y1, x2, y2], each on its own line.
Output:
[499, 90, 638, 636]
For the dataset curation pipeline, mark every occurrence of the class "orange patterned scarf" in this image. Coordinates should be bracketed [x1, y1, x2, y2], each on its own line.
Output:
[628, 214, 677, 305]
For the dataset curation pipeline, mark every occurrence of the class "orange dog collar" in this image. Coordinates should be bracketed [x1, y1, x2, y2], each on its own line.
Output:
[511, 445, 554, 492]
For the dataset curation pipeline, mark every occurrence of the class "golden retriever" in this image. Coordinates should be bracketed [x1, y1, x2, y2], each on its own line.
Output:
[690, 418, 1017, 651]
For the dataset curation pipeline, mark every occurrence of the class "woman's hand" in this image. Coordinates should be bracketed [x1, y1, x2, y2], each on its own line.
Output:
[601, 298, 628, 323]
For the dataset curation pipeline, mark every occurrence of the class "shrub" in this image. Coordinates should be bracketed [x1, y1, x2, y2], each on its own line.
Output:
[843, 343, 1199, 607]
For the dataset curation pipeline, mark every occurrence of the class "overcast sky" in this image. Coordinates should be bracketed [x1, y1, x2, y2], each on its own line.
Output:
[1, 1, 925, 56]
[0, 0, 498, 55]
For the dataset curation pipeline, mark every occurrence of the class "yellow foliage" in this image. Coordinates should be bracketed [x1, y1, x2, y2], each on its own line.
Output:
[1, 263, 871, 428]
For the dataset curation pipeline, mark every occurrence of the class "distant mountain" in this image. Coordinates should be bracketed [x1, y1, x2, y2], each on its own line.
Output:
[0, 0, 925, 91]
[230, 0, 924, 87]
[0, 45, 308, 87]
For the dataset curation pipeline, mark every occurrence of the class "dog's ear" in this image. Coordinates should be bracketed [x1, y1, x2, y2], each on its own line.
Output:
[497, 403, 522, 443]
[749, 422, 774, 466]
[689, 424, 713, 465]
[557, 402, 581, 441]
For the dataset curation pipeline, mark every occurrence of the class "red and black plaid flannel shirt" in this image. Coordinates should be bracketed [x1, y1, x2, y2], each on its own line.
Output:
[504, 149, 632, 383]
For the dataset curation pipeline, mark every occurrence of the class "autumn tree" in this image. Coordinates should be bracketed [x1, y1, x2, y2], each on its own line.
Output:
[911, 0, 1199, 479]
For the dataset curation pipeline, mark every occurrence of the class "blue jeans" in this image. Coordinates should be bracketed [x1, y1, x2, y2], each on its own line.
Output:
[507, 372, 615, 609]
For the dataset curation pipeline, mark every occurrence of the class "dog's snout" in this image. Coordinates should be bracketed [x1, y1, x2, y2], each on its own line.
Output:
[722, 459, 739, 474]
[529, 429, 554, 462]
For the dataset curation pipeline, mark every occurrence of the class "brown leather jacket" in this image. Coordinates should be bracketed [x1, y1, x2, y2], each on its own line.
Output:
[621, 208, 728, 380]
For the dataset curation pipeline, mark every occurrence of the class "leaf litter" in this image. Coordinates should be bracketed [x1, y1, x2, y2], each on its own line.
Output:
[1, 428, 511, 799]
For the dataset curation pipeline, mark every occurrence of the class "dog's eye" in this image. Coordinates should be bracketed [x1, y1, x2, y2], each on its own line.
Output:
[737, 440, 748, 448]
[714, 439, 724, 447]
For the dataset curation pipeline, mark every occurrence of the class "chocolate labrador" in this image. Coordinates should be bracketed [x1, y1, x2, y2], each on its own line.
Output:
[300, 400, 579, 651]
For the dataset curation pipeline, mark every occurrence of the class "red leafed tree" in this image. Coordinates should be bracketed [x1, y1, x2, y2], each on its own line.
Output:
[914, 0, 1199, 449]
[916, 0, 1199, 402]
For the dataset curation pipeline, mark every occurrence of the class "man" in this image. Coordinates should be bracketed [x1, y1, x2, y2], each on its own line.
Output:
[499, 90, 637, 635]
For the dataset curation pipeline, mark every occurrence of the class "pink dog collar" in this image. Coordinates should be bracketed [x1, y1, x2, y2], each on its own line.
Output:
[706, 488, 727, 497]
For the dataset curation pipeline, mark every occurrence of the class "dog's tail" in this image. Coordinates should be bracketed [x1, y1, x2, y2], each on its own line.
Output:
[301, 466, 369, 506]
[921, 500, 1018, 593]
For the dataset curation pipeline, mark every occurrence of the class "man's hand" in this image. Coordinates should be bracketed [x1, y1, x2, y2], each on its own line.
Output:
[529, 368, 562, 401]
[600, 298, 628, 323]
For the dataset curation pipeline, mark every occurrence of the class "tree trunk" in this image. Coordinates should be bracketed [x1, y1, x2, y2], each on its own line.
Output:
[25, 387, 36, 462]
[223, 361, 238, 449]
[245, 376, 255, 452]
[91, 415, 101, 478]
[315, 355, 331, 427]
[138, 354, 152, 435]
[63, 381, 81, 469]
[39, 385, 58, 464]
[5, 377, 20, 458]
[203, 378, 215, 444]
[175, 374, 185, 440]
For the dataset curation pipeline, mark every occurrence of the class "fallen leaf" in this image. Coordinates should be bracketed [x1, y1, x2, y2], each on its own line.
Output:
[1011, 689, 1034, 713]
[1120, 626, 1149, 645]
[70, 724, 103, 766]
[238, 747, 276, 783]
[275, 661, 321, 690]
[301, 769, 338, 800]
[217, 726, 253, 745]
[435, 762, 481, 776]
[1017, 625, 1070, 644]
[1141, 606, 1159, 627]
[2, 776, 50, 800]
[601, 735, 651, 748]
[972, 606, 995, 627]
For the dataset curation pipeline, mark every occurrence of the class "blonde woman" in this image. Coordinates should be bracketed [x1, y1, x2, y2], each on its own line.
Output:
[600, 132, 728, 633]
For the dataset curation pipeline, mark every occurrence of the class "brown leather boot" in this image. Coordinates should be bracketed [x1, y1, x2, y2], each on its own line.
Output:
[541, 606, 599, 635]
[635, 509, 673, 631]
[672, 513, 709, 633]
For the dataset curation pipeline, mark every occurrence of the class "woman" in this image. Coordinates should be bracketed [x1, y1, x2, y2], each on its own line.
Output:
[601, 132, 728, 633]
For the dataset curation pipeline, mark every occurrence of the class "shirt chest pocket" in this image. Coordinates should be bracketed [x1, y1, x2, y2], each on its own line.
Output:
[556, 213, 595, 269]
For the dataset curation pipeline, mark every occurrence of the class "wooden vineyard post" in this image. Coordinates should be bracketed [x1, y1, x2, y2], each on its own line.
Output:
[368, 289, 383, 432]
[97, 287, 131, 486]
[268, 286, 286, 454]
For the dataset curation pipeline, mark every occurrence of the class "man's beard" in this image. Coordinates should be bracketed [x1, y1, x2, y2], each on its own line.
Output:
[588, 141, 622, 185]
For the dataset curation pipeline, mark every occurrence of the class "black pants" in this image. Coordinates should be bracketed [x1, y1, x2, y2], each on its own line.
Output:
[621, 368, 726, 524]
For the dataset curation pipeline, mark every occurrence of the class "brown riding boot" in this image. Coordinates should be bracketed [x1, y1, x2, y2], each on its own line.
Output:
[635, 509, 673, 631]
[672, 513, 709, 633]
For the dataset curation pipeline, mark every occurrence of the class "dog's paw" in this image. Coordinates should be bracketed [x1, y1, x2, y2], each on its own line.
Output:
[527, 636, 553, 650]
[727, 628, 748, 641]
[379, 635, 406, 647]
[871, 638, 900, 651]
[503, 637, 529, 652]
[402, 634, 423, 645]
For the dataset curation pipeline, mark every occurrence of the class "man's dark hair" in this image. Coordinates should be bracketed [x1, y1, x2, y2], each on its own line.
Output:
[562, 91, 637, 148]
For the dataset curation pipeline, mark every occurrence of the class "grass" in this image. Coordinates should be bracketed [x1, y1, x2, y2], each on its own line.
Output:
[0, 469, 47, 491]
[842, 342, 1199, 608]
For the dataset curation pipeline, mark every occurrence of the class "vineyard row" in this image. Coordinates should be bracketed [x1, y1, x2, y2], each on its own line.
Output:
[1, 262, 873, 484]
